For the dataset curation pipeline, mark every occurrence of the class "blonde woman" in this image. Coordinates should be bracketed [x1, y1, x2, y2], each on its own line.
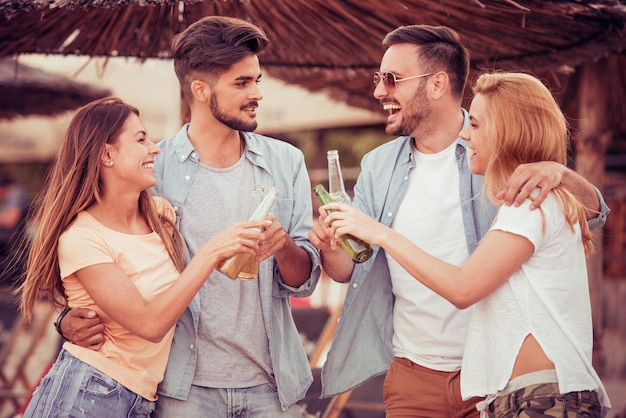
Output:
[318, 73, 611, 417]
[19, 97, 267, 417]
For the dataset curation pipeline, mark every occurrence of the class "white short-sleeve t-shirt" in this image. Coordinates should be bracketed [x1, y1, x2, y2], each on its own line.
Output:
[460, 191, 610, 414]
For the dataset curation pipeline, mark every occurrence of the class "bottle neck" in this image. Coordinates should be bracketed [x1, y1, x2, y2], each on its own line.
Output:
[328, 157, 350, 203]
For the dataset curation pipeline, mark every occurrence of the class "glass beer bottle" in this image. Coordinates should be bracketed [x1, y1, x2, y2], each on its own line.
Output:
[327, 150, 351, 204]
[238, 185, 266, 280]
[218, 186, 279, 279]
[314, 184, 373, 264]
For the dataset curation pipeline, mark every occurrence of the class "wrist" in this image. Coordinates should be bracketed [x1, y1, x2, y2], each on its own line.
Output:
[53, 305, 71, 340]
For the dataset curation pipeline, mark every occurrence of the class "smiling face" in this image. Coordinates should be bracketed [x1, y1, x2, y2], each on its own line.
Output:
[206, 54, 263, 132]
[105, 112, 160, 191]
[373, 43, 434, 138]
[459, 93, 491, 176]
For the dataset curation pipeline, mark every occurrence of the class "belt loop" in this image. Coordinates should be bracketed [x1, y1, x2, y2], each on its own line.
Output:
[511, 387, 519, 411]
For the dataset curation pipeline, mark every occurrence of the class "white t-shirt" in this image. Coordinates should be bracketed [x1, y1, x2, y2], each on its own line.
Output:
[461, 192, 610, 414]
[387, 141, 471, 371]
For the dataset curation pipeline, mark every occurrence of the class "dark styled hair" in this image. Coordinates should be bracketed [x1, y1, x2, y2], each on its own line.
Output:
[383, 25, 470, 99]
[172, 16, 269, 102]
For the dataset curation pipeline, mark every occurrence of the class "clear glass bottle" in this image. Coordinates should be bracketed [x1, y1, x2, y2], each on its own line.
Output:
[314, 184, 373, 264]
[238, 185, 266, 280]
[327, 150, 351, 204]
[218, 186, 279, 280]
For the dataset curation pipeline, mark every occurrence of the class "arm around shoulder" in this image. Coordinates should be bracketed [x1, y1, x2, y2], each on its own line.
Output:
[561, 168, 610, 229]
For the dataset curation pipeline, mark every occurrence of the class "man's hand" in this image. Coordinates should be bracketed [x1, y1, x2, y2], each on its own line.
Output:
[497, 161, 565, 210]
[308, 214, 338, 253]
[308, 208, 355, 283]
[60, 307, 105, 350]
[257, 215, 287, 261]
[258, 215, 312, 287]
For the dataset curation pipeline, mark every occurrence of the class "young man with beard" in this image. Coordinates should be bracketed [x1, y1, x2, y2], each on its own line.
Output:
[59, 16, 320, 417]
[309, 24, 609, 417]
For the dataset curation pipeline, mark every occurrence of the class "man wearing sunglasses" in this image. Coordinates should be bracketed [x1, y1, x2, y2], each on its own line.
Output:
[309, 24, 609, 417]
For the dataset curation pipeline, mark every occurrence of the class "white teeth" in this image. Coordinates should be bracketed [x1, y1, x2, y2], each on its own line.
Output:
[143, 163, 154, 169]
[383, 103, 401, 111]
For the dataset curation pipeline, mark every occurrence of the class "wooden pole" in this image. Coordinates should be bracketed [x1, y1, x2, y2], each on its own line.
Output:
[574, 59, 612, 375]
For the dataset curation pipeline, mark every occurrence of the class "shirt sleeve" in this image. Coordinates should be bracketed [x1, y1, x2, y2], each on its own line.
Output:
[588, 184, 610, 231]
[58, 222, 113, 279]
[490, 199, 546, 254]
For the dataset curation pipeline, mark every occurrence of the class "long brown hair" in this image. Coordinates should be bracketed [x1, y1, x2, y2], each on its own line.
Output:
[19, 97, 185, 319]
[474, 72, 594, 256]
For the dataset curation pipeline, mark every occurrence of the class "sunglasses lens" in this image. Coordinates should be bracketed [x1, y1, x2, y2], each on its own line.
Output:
[373, 72, 396, 88]
[383, 73, 395, 88]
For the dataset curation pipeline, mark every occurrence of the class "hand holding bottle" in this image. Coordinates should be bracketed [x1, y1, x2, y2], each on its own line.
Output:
[218, 187, 279, 279]
[318, 199, 386, 251]
[314, 185, 373, 263]
[198, 220, 270, 268]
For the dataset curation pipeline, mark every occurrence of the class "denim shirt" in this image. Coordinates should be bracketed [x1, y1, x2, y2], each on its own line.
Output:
[320, 111, 610, 398]
[152, 125, 321, 410]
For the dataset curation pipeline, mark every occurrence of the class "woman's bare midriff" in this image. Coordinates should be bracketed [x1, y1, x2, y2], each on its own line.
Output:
[510, 334, 555, 379]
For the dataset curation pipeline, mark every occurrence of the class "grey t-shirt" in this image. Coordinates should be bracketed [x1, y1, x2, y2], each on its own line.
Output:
[179, 153, 273, 388]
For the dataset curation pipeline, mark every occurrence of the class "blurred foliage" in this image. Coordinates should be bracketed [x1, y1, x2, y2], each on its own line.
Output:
[273, 123, 391, 171]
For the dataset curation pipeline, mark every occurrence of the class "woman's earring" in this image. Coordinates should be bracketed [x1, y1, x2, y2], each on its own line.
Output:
[109, 161, 113, 166]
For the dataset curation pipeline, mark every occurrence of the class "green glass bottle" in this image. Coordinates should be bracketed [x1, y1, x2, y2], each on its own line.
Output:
[314, 184, 373, 264]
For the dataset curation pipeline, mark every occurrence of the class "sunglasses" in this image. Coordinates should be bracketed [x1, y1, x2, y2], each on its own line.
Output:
[373, 72, 434, 89]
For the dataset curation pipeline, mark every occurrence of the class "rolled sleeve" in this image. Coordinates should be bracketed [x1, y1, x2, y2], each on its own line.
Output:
[588, 185, 610, 231]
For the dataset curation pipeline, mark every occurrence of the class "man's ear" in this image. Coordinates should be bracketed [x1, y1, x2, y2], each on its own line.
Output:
[191, 79, 210, 102]
[430, 71, 450, 100]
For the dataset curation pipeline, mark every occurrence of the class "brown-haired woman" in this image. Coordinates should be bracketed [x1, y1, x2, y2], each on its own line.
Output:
[19, 97, 267, 417]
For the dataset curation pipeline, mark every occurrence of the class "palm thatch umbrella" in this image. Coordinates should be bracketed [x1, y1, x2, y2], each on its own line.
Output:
[0, 58, 111, 119]
[0, 0, 624, 111]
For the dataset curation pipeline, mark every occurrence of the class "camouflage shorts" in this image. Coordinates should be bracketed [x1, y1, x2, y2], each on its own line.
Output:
[486, 382, 601, 417]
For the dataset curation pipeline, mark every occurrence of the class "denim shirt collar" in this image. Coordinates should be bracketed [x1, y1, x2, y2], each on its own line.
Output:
[171, 125, 268, 160]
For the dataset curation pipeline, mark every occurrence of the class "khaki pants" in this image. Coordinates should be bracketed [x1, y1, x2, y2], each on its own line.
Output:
[383, 357, 482, 418]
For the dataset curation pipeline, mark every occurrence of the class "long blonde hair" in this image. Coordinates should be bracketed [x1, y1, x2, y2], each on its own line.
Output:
[474, 72, 593, 256]
[19, 97, 185, 319]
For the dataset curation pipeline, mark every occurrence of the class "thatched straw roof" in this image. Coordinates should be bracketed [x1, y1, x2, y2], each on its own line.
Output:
[0, 0, 624, 112]
[0, 58, 111, 119]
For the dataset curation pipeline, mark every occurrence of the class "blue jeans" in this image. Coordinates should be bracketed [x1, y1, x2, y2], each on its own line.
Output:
[23, 349, 154, 418]
[154, 383, 301, 418]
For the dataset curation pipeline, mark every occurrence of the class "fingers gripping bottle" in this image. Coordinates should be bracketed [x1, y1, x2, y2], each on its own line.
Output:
[218, 186, 279, 279]
[315, 152, 373, 264]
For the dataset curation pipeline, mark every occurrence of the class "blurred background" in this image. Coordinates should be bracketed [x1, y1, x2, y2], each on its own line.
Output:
[1, 1, 625, 416]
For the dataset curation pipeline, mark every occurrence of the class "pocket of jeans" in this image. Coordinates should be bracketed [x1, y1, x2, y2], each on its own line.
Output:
[80, 371, 121, 397]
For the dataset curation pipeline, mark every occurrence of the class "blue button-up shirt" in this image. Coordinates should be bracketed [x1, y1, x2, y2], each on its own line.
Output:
[320, 110, 609, 397]
[152, 125, 321, 410]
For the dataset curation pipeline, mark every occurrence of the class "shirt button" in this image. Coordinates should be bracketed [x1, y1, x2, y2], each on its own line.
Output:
[184, 175, 191, 181]
[173, 206, 179, 212]
[387, 212, 393, 217]
[352, 283, 358, 289]
[192, 152, 197, 158]
[404, 176, 408, 181]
